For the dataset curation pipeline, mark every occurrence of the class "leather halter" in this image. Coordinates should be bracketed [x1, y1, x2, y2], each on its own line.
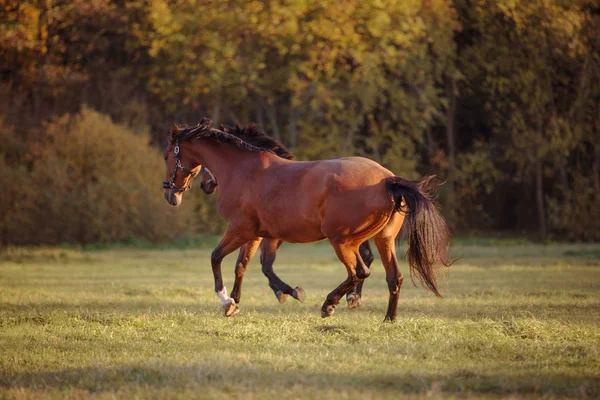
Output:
[203, 166, 216, 183]
[162, 137, 200, 193]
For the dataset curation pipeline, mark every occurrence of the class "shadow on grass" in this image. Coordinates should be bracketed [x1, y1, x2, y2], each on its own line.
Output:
[1, 296, 600, 324]
[0, 362, 598, 398]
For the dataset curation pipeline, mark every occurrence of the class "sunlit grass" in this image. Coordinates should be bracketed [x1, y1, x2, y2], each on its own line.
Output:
[1, 240, 599, 399]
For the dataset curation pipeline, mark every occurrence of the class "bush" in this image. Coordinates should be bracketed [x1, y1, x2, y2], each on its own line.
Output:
[0, 108, 197, 245]
[547, 175, 600, 241]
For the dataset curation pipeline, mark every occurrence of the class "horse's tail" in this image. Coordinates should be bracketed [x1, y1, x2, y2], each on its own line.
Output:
[385, 175, 451, 297]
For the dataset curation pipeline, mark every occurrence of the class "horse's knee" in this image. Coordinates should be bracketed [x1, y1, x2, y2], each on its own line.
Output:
[261, 259, 274, 276]
[211, 249, 222, 267]
[235, 252, 251, 277]
[350, 274, 361, 285]
[235, 262, 248, 278]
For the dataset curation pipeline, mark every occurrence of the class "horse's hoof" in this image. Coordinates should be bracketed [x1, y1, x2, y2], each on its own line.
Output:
[321, 305, 335, 318]
[292, 287, 306, 303]
[383, 315, 396, 323]
[276, 290, 288, 304]
[223, 300, 239, 317]
[347, 293, 361, 310]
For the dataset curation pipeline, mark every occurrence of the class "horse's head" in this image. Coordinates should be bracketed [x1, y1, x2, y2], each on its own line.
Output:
[163, 124, 202, 206]
[199, 167, 218, 194]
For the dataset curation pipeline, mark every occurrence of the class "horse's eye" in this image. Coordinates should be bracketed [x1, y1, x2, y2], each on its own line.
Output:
[163, 154, 168, 161]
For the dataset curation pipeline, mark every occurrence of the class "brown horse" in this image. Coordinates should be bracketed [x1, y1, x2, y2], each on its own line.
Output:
[197, 125, 374, 308]
[163, 118, 450, 321]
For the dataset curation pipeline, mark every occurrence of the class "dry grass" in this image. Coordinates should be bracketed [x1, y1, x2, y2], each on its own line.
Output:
[0, 239, 599, 399]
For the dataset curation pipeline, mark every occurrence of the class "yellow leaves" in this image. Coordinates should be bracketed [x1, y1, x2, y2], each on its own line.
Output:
[366, 10, 391, 38]
[20, 3, 40, 42]
[222, 45, 236, 59]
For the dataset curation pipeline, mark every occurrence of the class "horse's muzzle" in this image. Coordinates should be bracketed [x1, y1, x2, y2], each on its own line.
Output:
[164, 190, 182, 207]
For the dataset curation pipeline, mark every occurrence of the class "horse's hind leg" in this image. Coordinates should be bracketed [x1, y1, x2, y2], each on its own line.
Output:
[321, 242, 369, 318]
[230, 238, 262, 304]
[373, 213, 405, 321]
[346, 240, 374, 309]
[260, 239, 306, 303]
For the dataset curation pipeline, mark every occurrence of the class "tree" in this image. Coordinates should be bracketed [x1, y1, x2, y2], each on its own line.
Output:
[458, 0, 588, 239]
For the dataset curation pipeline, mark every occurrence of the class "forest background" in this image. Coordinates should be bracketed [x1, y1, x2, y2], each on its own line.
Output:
[1, 0, 599, 245]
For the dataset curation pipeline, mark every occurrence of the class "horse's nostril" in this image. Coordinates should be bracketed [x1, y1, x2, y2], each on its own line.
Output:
[164, 191, 175, 205]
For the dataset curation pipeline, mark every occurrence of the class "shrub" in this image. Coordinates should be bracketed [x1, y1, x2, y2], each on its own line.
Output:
[1, 108, 197, 245]
[547, 174, 600, 241]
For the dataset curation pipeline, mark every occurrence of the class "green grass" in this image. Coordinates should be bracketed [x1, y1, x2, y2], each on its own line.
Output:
[1, 240, 599, 399]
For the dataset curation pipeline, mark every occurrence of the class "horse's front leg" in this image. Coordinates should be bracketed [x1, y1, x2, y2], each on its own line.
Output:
[211, 229, 256, 317]
[229, 238, 262, 305]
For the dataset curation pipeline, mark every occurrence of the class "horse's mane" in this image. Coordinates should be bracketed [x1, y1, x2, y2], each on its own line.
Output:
[173, 118, 293, 160]
[221, 124, 294, 160]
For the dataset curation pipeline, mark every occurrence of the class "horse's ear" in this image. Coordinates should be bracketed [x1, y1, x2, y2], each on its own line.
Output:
[170, 124, 179, 143]
[234, 123, 244, 135]
[199, 117, 213, 129]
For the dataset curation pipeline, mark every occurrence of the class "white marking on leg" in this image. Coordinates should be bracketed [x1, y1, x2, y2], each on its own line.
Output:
[216, 286, 232, 306]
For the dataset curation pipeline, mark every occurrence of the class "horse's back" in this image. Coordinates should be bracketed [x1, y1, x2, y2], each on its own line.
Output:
[248, 156, 394, 243]
[310, 156, 394, 186]
[267, 156, 396, 243]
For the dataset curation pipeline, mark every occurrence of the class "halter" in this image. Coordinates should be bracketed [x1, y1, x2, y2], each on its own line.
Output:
[203, 166, 216, 184]
[162, 137, 200, 193]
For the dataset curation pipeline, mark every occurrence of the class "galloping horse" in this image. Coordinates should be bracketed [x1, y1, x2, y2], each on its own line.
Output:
[163, 118, 450, 321]
[197, 124, 375, 309]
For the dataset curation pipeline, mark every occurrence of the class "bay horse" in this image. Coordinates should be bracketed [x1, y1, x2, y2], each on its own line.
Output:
[197, 124, 375, 309]
[163, 118, 450, 321]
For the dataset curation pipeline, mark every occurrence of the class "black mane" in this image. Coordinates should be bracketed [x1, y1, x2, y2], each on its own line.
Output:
[175, 118, 293, 160]
[221, 124, 293, 160]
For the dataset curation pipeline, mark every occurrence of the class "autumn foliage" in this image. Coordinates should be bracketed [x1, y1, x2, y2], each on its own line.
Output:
[1, 0, 599, 243]
[0, 109, 196, 244]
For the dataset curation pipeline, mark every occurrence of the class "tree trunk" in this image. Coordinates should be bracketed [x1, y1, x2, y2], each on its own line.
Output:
[592, 152, 600, 192]
[425, 124, 435, 165]
[256, 99, 265, 128]
[445, 76, 457, 223]
[342, 128, 354, 155]
[445, 76, 457, 172]
[559, 162, 569, 190]
[288, 100, 298, 148]
[535, 159, 547, 240]
[265, 103, 281, 141]
[212, 102, 221, 125]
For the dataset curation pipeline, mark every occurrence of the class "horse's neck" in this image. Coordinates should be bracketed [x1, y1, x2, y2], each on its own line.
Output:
[191, 138, 262, 189]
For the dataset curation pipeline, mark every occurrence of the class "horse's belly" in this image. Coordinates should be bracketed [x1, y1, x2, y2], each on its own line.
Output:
[266, 228, 326, 244]
[256, 214, 325, 243]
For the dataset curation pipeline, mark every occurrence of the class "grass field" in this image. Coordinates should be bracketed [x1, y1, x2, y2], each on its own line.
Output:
[1, 238, 599, 399]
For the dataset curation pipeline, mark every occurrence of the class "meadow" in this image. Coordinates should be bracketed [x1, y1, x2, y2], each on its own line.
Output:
[0, 238, 599, 399]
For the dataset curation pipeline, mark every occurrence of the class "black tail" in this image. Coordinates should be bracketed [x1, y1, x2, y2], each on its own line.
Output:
[386, 175, 451, 297]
